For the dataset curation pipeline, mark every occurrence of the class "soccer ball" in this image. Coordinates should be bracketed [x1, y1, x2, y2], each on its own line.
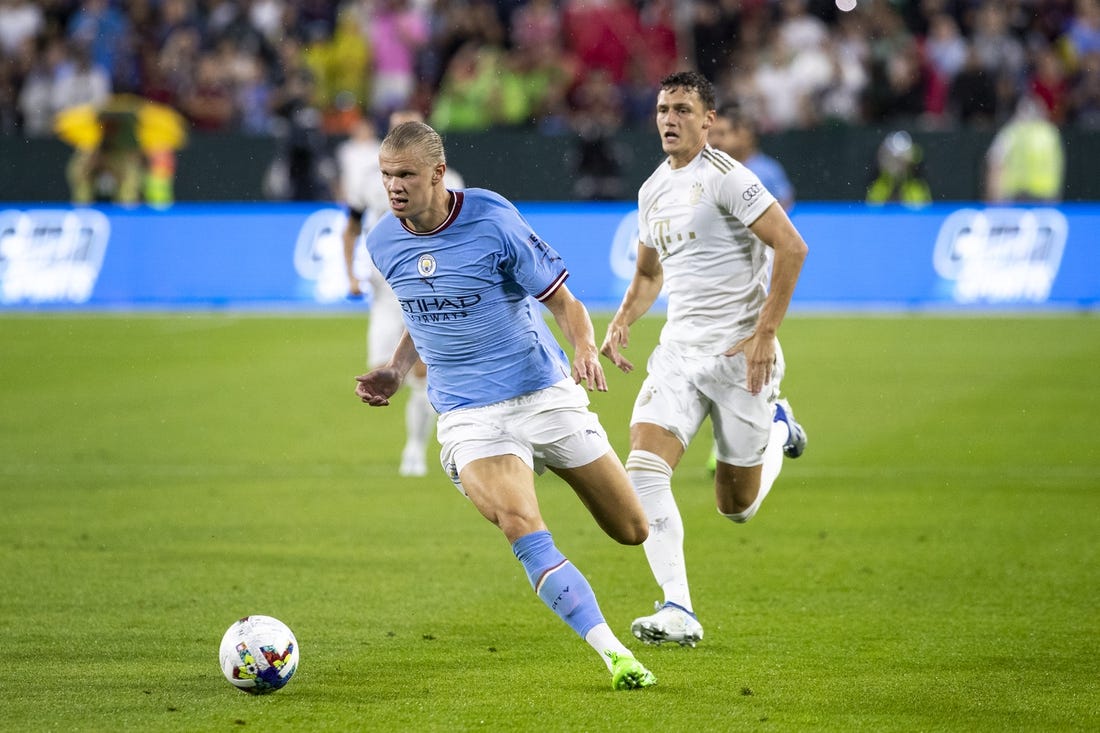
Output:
[219, 615, 300, 694]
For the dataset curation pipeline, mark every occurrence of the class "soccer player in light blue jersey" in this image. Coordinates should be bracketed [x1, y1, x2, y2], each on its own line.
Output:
[353, 121, 656, 690]
[340, 109, 466, 478]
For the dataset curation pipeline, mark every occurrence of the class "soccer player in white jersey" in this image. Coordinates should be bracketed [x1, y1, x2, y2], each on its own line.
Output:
[701, 103, 798, 473]
[340, 111, 463, 477]
[600, 71, 809, 647]
[353, 120, 657, 690]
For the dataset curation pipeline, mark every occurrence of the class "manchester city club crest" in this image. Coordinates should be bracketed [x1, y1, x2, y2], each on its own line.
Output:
[417, 253, 437, 277]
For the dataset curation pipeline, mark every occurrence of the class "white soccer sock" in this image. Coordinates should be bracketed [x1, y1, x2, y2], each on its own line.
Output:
[404, 375, 435, 453]
[626, 450, 693, 613]
[585, 623, 633, 671]
[722, 420, 789, 523]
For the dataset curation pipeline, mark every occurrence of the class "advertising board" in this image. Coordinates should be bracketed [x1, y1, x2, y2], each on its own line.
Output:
[1, 202, 1096, 312]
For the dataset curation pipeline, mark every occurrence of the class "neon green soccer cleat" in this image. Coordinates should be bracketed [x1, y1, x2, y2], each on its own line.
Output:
[606, 651, 657, 690]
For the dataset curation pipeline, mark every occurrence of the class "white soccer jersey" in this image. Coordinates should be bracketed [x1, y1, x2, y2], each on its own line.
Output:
[637, 145, 777, 355]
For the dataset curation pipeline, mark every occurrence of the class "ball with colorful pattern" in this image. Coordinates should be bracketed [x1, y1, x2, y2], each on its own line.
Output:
[219, 615, 300, 694]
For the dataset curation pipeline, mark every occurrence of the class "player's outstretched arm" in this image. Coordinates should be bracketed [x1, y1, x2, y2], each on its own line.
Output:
[600, 243, 663, 374]
[354, 330, 419, 406]
[543, 283, 607, 392]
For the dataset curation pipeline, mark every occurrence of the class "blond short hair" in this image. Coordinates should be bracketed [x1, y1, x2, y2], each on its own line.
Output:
[381, 121, 447, 167]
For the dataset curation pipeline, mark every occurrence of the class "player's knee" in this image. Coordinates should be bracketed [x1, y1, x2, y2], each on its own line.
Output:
[596, 495, 649, 545]
[714, 465, 761, 520]
[716, 484, 760, 522]
[616, 515, 649, 545]
[493, 511, 546, 543]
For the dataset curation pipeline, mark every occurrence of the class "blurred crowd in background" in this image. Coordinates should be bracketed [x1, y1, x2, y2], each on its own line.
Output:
[2, 0, 1100, 141]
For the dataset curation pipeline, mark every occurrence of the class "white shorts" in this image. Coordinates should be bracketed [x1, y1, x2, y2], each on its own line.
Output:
[630, 341, 784, 467]
[437, 378, 612, 495]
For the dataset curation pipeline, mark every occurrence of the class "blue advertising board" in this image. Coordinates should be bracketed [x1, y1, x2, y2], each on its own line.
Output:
[0, 202, 1096, 312]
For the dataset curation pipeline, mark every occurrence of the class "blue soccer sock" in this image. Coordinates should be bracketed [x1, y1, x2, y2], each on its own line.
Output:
[512, 530, 606, 639]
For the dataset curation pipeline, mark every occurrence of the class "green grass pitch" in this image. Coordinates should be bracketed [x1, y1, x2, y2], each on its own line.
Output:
[1, 313, 1097, 732]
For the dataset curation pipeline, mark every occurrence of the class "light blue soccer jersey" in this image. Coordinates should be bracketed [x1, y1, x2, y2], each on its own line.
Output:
[365, 188, 571, 412]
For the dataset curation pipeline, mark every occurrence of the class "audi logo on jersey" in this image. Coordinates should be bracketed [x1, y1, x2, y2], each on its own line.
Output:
[742, 183, 763, 201]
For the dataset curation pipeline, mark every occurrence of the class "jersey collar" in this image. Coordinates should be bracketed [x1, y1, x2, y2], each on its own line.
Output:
[400, 190, 464, 236]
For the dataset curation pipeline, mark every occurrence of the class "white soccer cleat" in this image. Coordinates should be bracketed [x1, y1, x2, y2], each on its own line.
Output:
[631, 601, 704, 647]
[398, 445, 427, 477]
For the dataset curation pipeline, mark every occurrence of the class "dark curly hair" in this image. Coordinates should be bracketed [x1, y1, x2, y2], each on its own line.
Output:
[658, 71, 717, 112]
